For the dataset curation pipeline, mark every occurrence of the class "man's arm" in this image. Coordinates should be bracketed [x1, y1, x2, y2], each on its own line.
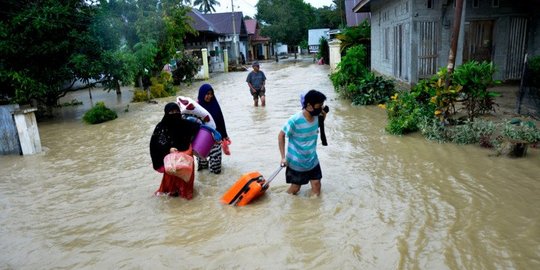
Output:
[247, 82, 256, 93]
[278, 131, 287, 166]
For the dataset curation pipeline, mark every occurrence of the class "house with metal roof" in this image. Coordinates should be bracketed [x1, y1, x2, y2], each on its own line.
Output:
[245, 19, 272, 62]
[185, 10, 248, 69]
[203, 11, 248, 65]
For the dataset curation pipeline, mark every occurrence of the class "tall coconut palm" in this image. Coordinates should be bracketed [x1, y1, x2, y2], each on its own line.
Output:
[194, 0, 220, 14]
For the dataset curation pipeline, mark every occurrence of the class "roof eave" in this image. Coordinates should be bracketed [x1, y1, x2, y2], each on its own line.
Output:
[353, 0, 371, 13]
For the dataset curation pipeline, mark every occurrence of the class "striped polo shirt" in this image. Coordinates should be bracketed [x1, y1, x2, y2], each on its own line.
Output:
[282, 111, 319, 172]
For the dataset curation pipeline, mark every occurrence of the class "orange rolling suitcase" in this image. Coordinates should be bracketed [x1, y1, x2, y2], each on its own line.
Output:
[221, 166, 284, 206]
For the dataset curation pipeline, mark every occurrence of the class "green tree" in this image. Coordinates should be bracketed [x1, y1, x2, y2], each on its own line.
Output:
[313, 5, 342, 29]
[130, 0, 194, 88]
[256, 0, 315, 58]
[0, 0, 194, 112]
[0, 0, 99, 109]
[194, 0, 220, 14]
[332, 0, 346, 27]
[336, 21, 371, 53]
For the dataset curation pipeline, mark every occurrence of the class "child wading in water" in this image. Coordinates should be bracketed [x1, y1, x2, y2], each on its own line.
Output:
[278, 90, 327, 197]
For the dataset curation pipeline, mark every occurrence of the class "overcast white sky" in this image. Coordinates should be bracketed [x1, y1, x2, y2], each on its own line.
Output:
[213, 0, 335, 17]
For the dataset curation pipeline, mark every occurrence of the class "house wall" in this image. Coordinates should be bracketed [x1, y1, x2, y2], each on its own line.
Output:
[369, 0, 539, 83]
[370, 0, 412, 82]
[459, 1, 533, 80]
[527, 9, 540, 57]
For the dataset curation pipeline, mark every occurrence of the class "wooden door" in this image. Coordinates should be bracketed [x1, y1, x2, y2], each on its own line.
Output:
[463, 20, 494, 62]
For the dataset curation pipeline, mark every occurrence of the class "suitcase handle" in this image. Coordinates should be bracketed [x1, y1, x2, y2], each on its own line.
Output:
[262, 164, 285, 189]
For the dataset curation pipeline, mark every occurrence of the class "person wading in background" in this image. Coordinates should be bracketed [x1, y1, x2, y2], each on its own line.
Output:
[246, 61, 267, 107]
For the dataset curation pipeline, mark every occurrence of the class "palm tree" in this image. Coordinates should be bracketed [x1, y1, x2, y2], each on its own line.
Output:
[194, 0, 220, 14]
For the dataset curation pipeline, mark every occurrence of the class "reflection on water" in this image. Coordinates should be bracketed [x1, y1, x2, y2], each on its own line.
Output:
[1, 59, 539, 269]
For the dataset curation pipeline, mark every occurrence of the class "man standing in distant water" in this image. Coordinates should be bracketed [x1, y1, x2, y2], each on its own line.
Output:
[246, 61, 266, 107]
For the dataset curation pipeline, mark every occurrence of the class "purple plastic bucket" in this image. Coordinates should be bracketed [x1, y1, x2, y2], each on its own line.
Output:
[192, 126, 215, 158]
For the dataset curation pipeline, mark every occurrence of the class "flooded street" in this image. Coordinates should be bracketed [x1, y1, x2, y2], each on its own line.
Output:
[1, 59, 539, 269]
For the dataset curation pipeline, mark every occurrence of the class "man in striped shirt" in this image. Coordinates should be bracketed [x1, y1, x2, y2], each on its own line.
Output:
[278, 90, 327, 197]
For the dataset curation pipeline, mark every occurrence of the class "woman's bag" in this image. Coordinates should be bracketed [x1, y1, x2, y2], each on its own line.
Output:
[163, 150, 194, 181]
[222, 138, 231, 155]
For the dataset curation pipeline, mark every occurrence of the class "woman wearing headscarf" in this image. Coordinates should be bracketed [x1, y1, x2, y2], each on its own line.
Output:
[197, 84, 229, 174]
[150, 102, 200, 199]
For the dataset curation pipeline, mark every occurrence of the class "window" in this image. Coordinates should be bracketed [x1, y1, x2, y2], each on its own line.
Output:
[427, 0, 433, 9]
[492, 0, 499, 7]
[473, 0, 479, 8]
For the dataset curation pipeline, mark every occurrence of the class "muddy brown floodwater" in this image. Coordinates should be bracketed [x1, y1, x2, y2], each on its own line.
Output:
[1, 59, 539, 269]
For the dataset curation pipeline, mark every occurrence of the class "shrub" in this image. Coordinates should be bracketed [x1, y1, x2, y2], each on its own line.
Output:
[330, 45, 369, 90]
[336, 21, 371, 55]
[502, 121, 540, 143]
[132, 71, 177, 102]
[427, 68, 463, 122]
[453, 61, 499, 120]
[317, 37, 329, 65]
[132, 89, 149, 102]
[418, 118, 497, 145]
[418, 117, 448, 143]
[82, 102, 117, 124]
[172, 52, 201, 85]
[350, 74, 395, 105]
[385, 91, 435, 135]
[449, 121, 485, 145]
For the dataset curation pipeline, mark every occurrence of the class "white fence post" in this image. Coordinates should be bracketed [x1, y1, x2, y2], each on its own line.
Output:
[12, 107, 42, 155]
[329, 39, 342, 73]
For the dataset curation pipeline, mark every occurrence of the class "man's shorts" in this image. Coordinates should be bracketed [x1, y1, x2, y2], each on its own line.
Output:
[251, 88, 265, 99]
[285, 163, 322, 185]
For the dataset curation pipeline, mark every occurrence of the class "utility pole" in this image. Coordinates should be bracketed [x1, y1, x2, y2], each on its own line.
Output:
[231, 0, 239, 66]
[447, 0, 464, 75]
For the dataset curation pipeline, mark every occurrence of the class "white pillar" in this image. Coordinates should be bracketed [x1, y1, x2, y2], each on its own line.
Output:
[201, 48, 209, 79]
[329, 39, 342, 72]
[223, 49, 229, 72]
[12, 107, 41, 155]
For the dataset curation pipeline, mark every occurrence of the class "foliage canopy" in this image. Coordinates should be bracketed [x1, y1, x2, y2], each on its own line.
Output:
[0, 0, 194, 114]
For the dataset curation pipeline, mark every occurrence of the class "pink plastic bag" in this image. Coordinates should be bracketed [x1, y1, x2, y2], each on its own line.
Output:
[222, 138, 231, 155]
[163, 151, 194, 181]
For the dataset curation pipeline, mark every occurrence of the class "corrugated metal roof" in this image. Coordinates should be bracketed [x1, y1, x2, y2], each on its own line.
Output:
[188, 9, 217, 32]
[203, 12, 247, 36]
[245, 19, 257, 35]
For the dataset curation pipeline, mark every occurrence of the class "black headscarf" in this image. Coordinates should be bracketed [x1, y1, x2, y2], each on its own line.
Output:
[149, 102, 200, 170]
[197, 84, 228, 138]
